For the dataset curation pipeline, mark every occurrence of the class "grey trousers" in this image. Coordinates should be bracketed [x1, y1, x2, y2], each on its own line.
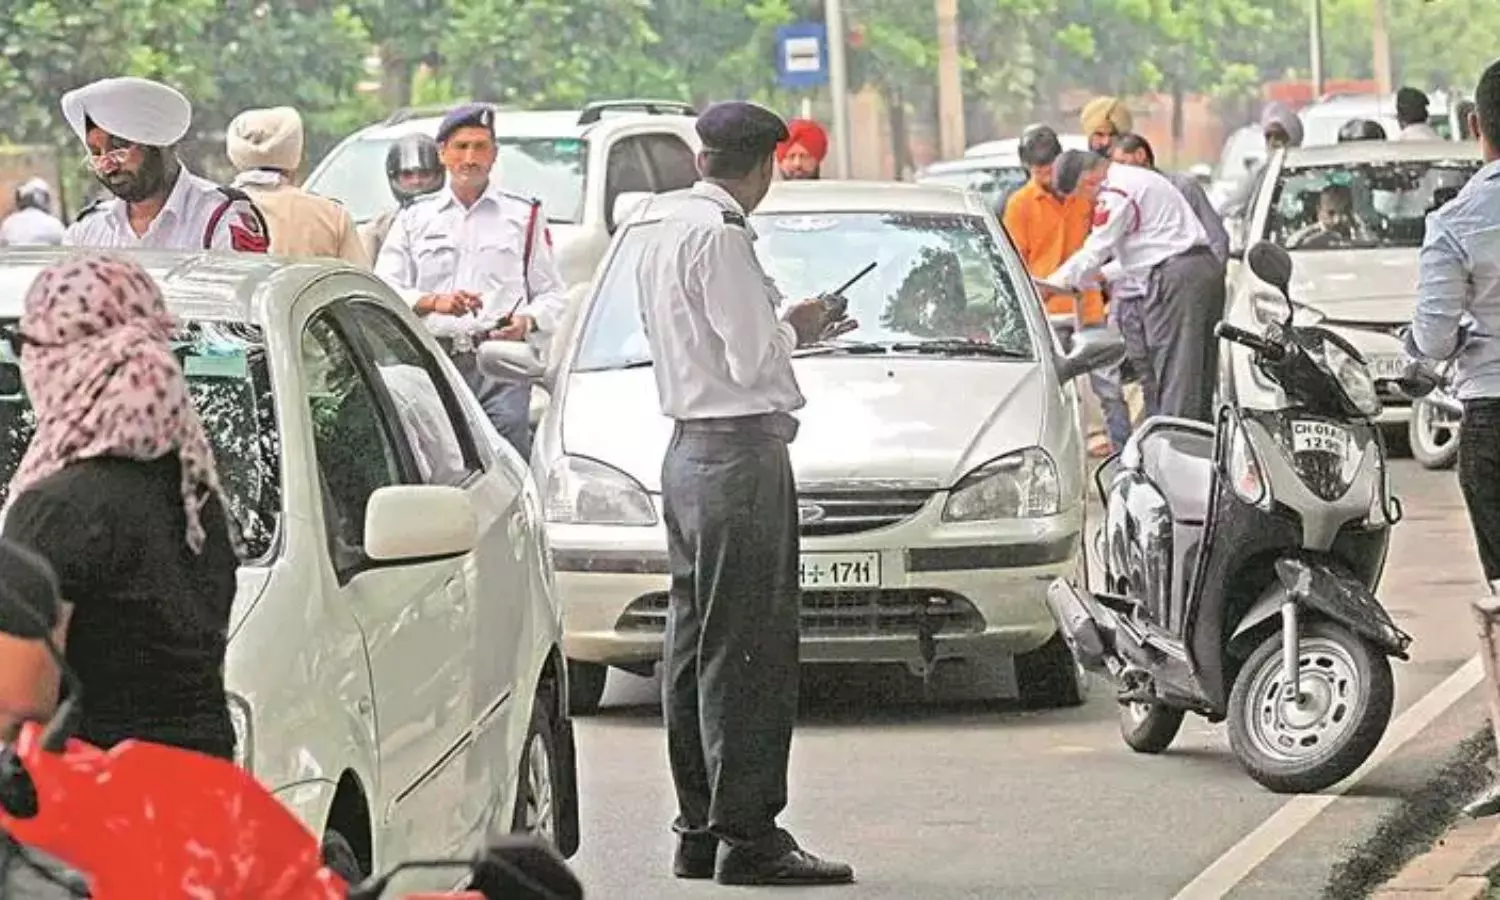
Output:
[1142, 247, 1227, 422]
[659, 418, 800, 858]
[1110, 293, 1160, 420]
[450, 351, 534, 462]
[0, 840, 87, 898]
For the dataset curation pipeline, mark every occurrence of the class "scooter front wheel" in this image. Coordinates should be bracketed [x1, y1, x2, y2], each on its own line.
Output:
[1119, 701, 1186, 754]
[1228, 620, 1393, 794]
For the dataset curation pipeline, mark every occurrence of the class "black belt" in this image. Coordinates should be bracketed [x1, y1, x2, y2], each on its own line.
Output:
[675, 412, 799, 442]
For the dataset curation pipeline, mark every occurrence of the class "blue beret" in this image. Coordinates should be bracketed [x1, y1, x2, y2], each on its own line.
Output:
[436, 103, 496, 144]
[696, 101, 788, 156]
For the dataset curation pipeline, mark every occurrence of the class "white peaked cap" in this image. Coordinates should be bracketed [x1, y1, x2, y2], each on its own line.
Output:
[60, 77, 193, 148]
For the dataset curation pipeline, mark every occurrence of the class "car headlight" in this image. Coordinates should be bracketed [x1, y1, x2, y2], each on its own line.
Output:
[943, 448, 1061, 522]
[544, 454, 657, 526]
[227, 692, 252, 772]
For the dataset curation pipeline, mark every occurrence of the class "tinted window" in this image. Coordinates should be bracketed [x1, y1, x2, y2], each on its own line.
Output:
[302, 313, 403, 552]
[306, 135, 589, 225]
[342, 301, 479, 486]
[605, 138, 655, 230]
[641, 135, 699, 192]
[575, 211, 1035, 372]
[0, 320, 281, 560]
[1267, 159, 1481, 250]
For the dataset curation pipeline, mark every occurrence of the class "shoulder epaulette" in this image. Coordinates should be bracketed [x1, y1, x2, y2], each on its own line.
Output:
[722, 210, 746, 228]
[498, 189, 541, 209]
[73, 198, 107, 222]
[216, 185, 254, 204]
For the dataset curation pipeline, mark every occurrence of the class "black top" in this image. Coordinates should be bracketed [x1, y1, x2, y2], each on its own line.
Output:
[2, 455, 238, 760]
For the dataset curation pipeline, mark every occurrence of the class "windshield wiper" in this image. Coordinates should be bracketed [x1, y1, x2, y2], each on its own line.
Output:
[793, 340, 891, 357]
[888, 339, 1031, 359]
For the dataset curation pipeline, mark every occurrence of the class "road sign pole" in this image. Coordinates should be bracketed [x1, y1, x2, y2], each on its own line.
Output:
[825, 0, 852, 179]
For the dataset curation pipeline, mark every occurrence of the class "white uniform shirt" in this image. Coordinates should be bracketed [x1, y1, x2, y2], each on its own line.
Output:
[1398, 122, 1443, 141]
[63, 167, 269, 252]
[1051, 162, 1210, 291]
[635, 181, 805, 421]
[374, 183, 568, 354]
[0, 208, 65, 246]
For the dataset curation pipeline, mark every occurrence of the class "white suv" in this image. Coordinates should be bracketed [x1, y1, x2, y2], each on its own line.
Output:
[303, 101, 703, 288]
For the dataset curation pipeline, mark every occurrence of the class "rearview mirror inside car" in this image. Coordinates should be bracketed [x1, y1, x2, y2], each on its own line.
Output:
[363, 485, 478, 563]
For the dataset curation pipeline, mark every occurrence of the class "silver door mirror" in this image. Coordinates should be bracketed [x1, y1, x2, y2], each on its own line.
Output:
[477, 341, 546, 384]
[1058, 331, 1126, 382]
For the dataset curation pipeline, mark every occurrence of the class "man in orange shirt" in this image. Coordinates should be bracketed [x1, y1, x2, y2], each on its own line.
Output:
[1003, 124, 1131, 453]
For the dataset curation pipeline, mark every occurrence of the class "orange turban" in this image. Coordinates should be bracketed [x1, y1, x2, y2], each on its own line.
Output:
[777, 118, 828, 161]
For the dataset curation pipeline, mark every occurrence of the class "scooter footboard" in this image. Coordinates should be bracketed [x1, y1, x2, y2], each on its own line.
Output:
[1045, 579, 1115, 673]
[1231, 558, 1412, 659]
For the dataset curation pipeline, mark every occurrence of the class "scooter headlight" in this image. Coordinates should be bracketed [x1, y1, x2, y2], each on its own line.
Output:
[1320, 339, 1382, 418]
[1225, 416, 1266, 507]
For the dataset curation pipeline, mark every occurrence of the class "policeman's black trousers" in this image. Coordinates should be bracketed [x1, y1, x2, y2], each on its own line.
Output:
[1142, 246, 1227, 423]
[1459, 399, 1500, 584]
[659, 424, 800, 858]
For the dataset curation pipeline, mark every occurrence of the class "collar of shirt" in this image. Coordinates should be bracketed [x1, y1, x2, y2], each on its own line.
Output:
[690, 181, 757, 239]
[109, 164, 195, 234]
[433, 181, 504, 215]
[1478, 158, 1500, 183]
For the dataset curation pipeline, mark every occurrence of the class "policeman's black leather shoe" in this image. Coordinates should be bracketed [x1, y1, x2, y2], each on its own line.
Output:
[673, 834, 719, 879]
[716, 847, 855, 886]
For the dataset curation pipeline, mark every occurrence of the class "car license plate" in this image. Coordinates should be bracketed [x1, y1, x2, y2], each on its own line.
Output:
[1369, 353, 1406, 382]
[799, 552, 881, 591]
[1291, 420, 1349, 454]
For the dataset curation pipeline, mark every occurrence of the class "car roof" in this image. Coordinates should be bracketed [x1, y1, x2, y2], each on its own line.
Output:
[964, 133, 1090, 159]
[1304, 92, 1453, 116]
[918, 155, 1026, 176]
[348, 108, 694, 144]
[0, 248, 345, 323]
[1282, 140, 1482, 167]
[755, 180, 978, 215]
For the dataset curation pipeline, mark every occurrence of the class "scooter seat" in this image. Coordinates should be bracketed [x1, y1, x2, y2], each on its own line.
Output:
[1138, 425, 1216, 524]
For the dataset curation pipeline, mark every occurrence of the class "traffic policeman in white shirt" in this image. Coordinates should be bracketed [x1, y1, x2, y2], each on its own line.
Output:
[60, 77, 270, 253]
[375, 103, 567, 460]
[1039, 148, 1226, 422]
[635, 100, 855, 889]
[1, 179, 65, 247]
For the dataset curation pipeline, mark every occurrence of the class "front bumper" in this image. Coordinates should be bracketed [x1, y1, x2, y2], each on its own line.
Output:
[548, 500, 1084, 669]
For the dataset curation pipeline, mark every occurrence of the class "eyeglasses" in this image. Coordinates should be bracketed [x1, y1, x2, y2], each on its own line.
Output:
[84, 148, 132, 172]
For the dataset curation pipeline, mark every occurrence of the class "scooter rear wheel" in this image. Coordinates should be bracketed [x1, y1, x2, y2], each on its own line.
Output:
[1228, 620, 1393, 794]
[1119, 701, 1186, 754]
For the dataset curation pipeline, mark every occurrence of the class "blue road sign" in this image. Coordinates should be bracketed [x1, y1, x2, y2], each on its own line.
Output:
[775, 23, 829, 90]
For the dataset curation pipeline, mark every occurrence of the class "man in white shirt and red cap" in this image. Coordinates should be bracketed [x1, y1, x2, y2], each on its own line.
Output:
[775, 118, 828, 180]
[60, 76, 269, 253]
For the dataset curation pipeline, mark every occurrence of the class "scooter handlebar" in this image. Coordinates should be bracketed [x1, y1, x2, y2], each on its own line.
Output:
[1215, 322, 1285, 360]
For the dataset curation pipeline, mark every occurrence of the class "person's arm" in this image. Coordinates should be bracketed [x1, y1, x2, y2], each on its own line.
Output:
[335, 208, 372, 268]
[695, 228, 797, 387]
[1412, 216, 1470, 360]
[1181, 178, 1231, 262]
[374, 211, 476, 338]
[1049, 192, 1136, 290]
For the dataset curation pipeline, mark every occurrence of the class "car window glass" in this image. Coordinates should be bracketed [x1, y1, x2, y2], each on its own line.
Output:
[1266, 159, 1481, 250]
[641, 135, 698, 192]
[302, 313, 403, 552]
[605, 137, 655, 229]
[342, 300, 479, 486]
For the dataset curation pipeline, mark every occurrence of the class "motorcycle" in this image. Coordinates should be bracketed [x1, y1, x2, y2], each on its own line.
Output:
[1046, 240, 1416, 794]
[0, 582, 583, 900]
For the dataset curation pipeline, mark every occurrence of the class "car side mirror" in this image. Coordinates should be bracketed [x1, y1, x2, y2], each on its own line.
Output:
[478, 341, 546, 385]
[363, 485, 478, 563]
[1058, 331, 1126, 382]
[609, 191, 652, 234]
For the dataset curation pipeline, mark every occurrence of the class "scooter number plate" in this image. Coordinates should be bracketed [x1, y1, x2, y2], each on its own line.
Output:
[1291, 420, 1348, 455]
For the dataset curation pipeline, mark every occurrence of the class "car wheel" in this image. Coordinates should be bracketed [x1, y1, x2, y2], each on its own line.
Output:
[511, 689, 563, 845]
[1015, 633, 1090, 709]
[321, 828, 364, 884]
[567, 660, 607, 716]
[1409, 399, 1460, 470]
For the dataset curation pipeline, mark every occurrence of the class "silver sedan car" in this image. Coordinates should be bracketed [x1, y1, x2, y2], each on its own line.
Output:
[497, 181, 1121, 715]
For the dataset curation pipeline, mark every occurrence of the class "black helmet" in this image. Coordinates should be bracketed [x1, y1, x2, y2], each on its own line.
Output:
[385, 134, 444, 205]
[1018, 124, 1064, 167]
[1337, 118, 1387, 142]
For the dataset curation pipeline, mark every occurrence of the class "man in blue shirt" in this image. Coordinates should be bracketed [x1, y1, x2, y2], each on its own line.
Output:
[1411, 58, 1500, 594]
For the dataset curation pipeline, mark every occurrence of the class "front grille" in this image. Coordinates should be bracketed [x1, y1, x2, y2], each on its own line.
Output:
[615, 589, 984, 637]
[796, 488, 934, 537]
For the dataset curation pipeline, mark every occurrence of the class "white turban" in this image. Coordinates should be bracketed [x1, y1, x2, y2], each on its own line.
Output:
[226, 107, 305, 173]
[60, 77, 192, 148]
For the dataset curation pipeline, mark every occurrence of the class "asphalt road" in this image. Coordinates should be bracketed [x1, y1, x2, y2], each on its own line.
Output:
[566, 460, 1489, 899]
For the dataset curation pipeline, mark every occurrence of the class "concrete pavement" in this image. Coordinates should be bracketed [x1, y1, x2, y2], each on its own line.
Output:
[567, 461, 1490, 898]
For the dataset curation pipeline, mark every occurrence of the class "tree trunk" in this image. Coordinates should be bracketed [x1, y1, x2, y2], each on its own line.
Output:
[886, 86, 911, 179]
[379, 49, 415, 111]
[1170, 75, 1186, 168]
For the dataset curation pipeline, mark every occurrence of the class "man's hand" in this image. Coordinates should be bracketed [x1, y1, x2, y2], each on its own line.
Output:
[1033, 277, 1068, 299]
[783, 297, 830, 347]
[490, 314, 535, 342]
[417, 291, 484, 317]
[820, 318, 860, 341]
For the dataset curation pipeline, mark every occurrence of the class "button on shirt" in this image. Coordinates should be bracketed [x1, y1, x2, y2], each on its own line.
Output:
[64, 168, 267, 252]
[375, 183, 567, 354]
[636, 182, 804, 421]
[0, 208, 65, 246]
[1050, 162, 1210, 292]
[1412, 159, 1500, 399]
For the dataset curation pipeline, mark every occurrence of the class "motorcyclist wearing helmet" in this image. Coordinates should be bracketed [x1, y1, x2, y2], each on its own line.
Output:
[0, 178, 65, 247]
[1338, 118, 1388, 142]
[360, 133, 445, 261]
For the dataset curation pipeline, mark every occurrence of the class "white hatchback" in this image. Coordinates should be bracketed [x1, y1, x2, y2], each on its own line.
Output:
[0, 248, 579, 893]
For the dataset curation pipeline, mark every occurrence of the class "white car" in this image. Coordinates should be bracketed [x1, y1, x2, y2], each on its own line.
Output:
[1221, 140, 1482, 444]
[489, 181, 1124, 716]
[0, 248, 579, 892]
[303, 100, 704, 289]
[913, 154, 1030, 214]
[1298, 91, 1467, 147]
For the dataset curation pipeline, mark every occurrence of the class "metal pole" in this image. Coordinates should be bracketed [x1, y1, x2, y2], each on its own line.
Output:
[825, 0, 852, 179]
[1371, 0, 1393, 96]
[935, 0, 966, 159]
[1309, 0, 1325, 98]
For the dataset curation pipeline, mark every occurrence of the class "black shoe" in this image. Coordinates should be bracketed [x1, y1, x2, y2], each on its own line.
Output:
[716, 847, 855, 886]
[673, 834, 719, 880]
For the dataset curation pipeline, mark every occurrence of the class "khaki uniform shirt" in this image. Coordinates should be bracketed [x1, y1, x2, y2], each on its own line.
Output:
[234, 174, 368, 265]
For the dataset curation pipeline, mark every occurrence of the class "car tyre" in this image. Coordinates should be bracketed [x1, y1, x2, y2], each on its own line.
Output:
[1119, 701, 1186, 754]
[321, 828, 364, 884]
[1409, 399, 1459, 470]
[512, 688, 564, 845]
[1015, 633, 1090, 709]
[567, 660, 607, 716]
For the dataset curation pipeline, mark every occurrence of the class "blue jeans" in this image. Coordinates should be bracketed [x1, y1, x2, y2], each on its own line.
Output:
[1081, 325, 1133, 449]
[452, 351, 535, 462]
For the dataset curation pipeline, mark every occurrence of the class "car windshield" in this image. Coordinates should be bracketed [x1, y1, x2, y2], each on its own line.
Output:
[1266, 159, 1481, 251]
[306, 135, 588, 225]
[574, 210, 1035, 372]
[0, 320, 281, 561]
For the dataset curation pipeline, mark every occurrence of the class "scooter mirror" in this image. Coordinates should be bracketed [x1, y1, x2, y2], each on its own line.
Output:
[1246, 241, 1294, 300]
[469, 834, 585, 900]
